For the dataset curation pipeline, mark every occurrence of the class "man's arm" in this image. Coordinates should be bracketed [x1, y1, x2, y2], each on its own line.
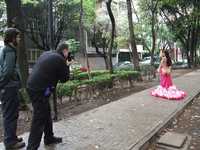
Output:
[59, 63, 70, 83]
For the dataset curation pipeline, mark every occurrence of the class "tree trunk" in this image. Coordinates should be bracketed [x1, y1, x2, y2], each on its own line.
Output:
[103, 48, 109, 70]
[48, 0, 54, 50]
[150, 13, 156, 66]
[150, 9, 157, 78]
[106, 0, 115, 74]
[79, 0, 86, 57]
[93, 25, 109, 70]
[5, 0, 28, 87]
[126, 0, 140, 71]
[79, 0, 91, 78]
[186, 39, 191, 68]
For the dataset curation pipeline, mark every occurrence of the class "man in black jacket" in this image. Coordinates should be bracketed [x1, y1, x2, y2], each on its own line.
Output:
[26, 42, 70, 150]
[0, 28, 25, 149]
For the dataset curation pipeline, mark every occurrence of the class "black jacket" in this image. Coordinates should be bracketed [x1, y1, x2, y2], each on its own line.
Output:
[27, 51, 69, 91]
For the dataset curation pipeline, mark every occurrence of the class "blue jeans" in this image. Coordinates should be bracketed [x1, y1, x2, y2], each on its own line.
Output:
[0, 87, 19, 146]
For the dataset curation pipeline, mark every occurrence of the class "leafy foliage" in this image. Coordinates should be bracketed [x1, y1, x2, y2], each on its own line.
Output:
[115, 36, 129, 48]
[160, 0, 200, 66]
[20, 0, 95, 50]
[56, 70, 140, 98]
[0, 1, 6, 34]
[66, 39, 80, 54]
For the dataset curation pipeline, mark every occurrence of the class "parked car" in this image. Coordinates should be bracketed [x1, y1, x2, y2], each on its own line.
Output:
[172, 60, 188, 69]
[140, 56, 160, 65]
[140, 57, 151, 64]
[113, 61, 134, 70]
[115, 49, 132, 64]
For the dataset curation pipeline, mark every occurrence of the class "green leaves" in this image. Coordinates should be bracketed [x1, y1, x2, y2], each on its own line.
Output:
[56, 70, 141, 98]
[66, 39, 80, 54]
[22, 0, 39, 5]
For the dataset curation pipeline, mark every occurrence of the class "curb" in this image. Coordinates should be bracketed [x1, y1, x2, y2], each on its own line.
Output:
[129, 91, 200, 150]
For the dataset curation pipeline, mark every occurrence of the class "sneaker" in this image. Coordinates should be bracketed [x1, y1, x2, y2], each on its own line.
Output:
[44, 136, 62, 145]
[5, 141, 26, 150]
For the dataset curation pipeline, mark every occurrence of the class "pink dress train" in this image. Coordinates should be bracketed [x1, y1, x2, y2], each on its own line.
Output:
[151, 68, 186, 100]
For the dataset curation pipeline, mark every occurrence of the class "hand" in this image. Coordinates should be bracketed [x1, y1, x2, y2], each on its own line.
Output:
[160, 58, 164, 65]
[159, 49, 163, 58]
[161, 57, 166, 65]
[66, 59, 74, 65]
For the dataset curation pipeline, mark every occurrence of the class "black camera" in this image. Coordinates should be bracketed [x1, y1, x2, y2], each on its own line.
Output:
[67, 52, 74, 61]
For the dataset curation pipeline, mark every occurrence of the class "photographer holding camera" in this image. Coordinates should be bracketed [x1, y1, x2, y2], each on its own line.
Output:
[26, 42, 71, 150]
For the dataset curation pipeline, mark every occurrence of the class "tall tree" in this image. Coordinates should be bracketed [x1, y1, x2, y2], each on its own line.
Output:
[5, 0, 28, 86]
[79, 0, 91, 77]
[79, 0, 85, 56]
[92, 23, 110, 69]
[160, 0, 200, 67]
[149, 0, 159, 65]
[22, 0, 95, 50]
[138, 0, 160, 65]
[126, 0, 140, 71]
[22, 0, 81, 50]
[106, 0, 115, 74]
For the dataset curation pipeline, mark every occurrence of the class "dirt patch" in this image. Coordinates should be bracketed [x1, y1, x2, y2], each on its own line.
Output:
[0, 68, 194, 142]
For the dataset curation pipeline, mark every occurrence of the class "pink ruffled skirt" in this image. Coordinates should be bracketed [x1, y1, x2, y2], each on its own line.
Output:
[151, 85, 186, 100]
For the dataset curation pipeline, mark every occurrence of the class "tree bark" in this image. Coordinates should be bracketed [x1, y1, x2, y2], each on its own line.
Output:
[79, 0, 91, 78]
[106, 0, 115, 74]
[92, 25, 109, 69]
[126, 0, 140, 71]
[160, 1, 200, 68]
[79, 0, 86, 57]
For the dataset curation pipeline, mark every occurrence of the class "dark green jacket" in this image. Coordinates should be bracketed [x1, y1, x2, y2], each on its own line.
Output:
[0, 44, 21, 89]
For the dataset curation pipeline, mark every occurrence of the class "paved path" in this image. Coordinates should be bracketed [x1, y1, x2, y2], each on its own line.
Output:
[1, 70, 200, 150]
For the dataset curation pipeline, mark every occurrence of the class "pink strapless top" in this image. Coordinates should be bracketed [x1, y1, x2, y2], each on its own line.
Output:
[160, 67, 172, 88]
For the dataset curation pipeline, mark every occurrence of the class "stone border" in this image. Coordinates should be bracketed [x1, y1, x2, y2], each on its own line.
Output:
[129, 92, 200, 150]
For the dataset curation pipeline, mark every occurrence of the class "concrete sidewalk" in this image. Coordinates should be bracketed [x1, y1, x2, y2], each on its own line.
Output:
[1, 70, 200, 150]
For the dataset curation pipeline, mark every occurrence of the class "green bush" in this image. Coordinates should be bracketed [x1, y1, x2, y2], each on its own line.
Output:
[56, 80, 80, 97]
[90, 70, 109, 77]
[57, 70, 140, 98]
[115, 67, 134, 71]
[140, 64, 157, 76]
[114, 70, 140, 80]
[73, 70, 109, 80]
[73, 72, 89, 80]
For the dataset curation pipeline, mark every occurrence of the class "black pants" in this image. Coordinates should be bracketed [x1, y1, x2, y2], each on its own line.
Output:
[27, 89, 54, 150]
[0, 87, 19, 146]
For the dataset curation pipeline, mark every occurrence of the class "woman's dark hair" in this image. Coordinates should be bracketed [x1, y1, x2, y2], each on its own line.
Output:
[56, 42, 69, 53]
[164, 50, 172, 66]
[4, 28, 20, 45]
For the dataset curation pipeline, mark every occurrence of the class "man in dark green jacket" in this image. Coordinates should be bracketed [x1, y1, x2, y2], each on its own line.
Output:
[0, 28, 25, 149]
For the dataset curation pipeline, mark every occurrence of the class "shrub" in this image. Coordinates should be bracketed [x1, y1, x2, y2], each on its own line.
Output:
[73, 70, 109, 80]
[56, 70, 140, 98]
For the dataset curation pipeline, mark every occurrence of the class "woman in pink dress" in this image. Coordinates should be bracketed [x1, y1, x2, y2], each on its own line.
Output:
[151, 50, 186, 100]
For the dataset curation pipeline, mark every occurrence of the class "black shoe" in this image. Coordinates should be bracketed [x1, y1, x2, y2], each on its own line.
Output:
[44, 136, 62, 145]
[5, 141, 26, 150]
